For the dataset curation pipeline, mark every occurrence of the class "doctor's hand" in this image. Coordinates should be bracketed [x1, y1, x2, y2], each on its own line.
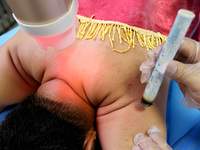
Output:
[140, 37, 200, 109]
[132, 126, 172, 150]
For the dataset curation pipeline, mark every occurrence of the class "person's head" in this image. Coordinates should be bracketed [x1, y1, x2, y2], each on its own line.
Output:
[0, 93, 96, 150]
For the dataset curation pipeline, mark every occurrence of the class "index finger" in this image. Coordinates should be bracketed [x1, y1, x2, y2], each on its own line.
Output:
[134, 133, 160, 150]
[176, 37, 200, 63]
[147, 127, 172, 150]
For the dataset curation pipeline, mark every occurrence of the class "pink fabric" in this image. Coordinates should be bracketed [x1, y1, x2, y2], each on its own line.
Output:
[77, 0, 200, 41]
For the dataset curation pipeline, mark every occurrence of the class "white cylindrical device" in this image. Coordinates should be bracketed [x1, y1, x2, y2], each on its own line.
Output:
[6, 0, 79, 50]
[141, 9, 195, 107]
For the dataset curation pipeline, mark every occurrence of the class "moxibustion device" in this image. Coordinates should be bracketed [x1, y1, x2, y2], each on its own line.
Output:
[141, 9, 195, 107]
[6, 0, 78, 50]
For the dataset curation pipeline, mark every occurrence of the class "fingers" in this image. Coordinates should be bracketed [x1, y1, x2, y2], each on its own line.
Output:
[140, 38, 199, 85]
[147, 42, 165, 58]
[140, 60, 155, 84]
[163, 60, 186, 81]
[159, 60, 190, 84]
[176, 37, 200, 63]
[132, 145, 143, 150]
[133, 133, 160, 150]
[164, 60, 200, 87]
[147, 126, 172, 150]
[140, 43, 165, 83]
[132, 126, 172, 150]
[157, 60, 188, 84]
[181, 89, 200, 108]
[158, 60, 200, 107]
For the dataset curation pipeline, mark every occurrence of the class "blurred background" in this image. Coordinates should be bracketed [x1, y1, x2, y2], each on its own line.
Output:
[0, 0, 17, 35]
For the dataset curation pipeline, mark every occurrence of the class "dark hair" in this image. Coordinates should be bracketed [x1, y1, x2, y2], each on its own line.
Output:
[0, 94, 92, 150]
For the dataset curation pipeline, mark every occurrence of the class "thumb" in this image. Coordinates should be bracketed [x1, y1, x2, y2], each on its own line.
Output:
[158, 60, 191, 85]
[165, 60, 187, 81]
[158, 61, 200, 108]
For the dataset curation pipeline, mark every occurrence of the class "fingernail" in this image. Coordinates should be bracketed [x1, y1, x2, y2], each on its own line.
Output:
[147, 126, 161, 134]
[157, 61, 169, 74]
[178, 40, 184, 52]
[132, 145, 142, 150]
[165, 61, 178, 77]
[134, 133, 145, 145]
[157, 61, 177, 77]
[140, 73, 148, 84]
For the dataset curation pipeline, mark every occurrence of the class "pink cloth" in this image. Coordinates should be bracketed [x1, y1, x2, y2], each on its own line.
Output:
[78, 0, 200, 41]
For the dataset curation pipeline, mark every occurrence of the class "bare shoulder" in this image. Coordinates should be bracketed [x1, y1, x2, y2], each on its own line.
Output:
[0, 29, 49, 109]
[8, 29, 51, 83]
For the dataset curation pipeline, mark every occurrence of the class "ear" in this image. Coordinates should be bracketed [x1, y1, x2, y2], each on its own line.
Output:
[84, 131, 97, 150]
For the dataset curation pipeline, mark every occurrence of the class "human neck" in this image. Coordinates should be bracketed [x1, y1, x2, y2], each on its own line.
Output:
[37, 78, 96, 121]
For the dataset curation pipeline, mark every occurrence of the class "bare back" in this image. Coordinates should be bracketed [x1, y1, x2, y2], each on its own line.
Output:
[1, 16, 170, 149]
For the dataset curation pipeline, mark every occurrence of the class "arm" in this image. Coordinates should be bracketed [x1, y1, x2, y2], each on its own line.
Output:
[0, 30, 41, 111]
[96, 77, 170, 150]
[91, 39, 170, 149]
[140, 37, 200, 109]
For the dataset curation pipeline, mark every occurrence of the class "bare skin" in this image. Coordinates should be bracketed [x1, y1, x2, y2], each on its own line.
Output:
[0, 21, 169, 149]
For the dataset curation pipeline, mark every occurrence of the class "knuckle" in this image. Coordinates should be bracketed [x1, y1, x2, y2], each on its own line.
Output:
[174, 65, 187, 81]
